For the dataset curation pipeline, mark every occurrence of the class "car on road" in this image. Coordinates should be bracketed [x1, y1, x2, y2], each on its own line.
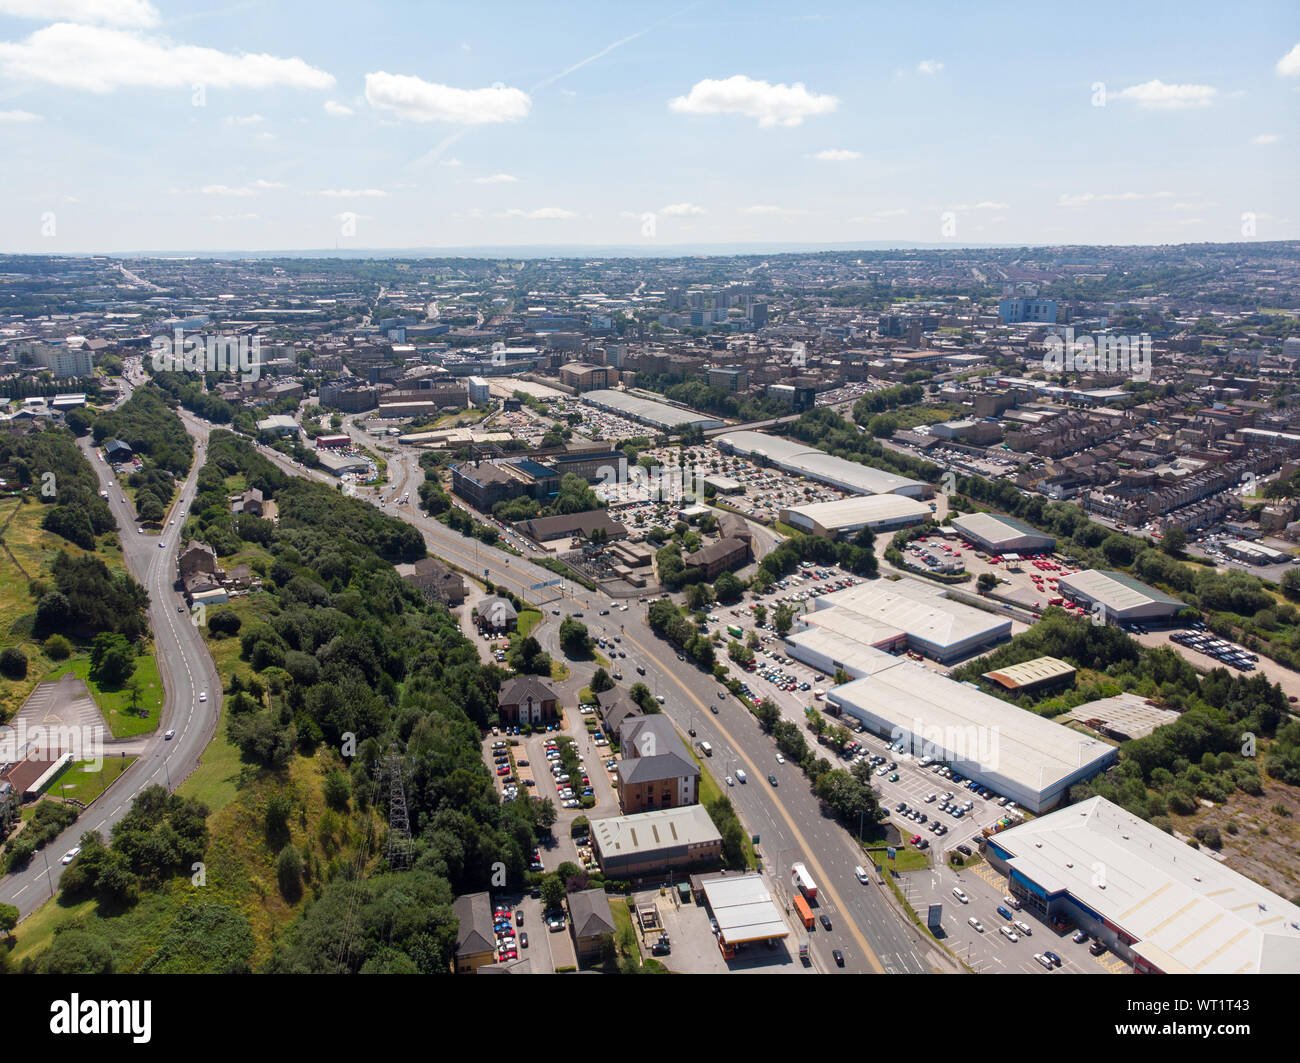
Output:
[519, 932, 528, 949]
[158, 540, 166, 548]
[725, 776, 734, 786]
[819, 914, 832, 931]
[164, 728, 176, 740]
[688, 727, 696, 737]
[768, 774, 778, 787]
[735, 770, 747, 783]
[832, 948, 844, 967]
[198, 691, 207, 702]
[710, 704, 718, 714]
[178, 604, 185, 612]
[952, 887, 969, 904]
[61, 846, 82, 864]
[775, 754, 785, 764]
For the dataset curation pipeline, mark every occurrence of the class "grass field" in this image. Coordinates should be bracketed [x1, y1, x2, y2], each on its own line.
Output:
[48, 654, 164, 739]
[47, 756, 135, 804]
[516, 608, 542, 639]
[0, 497, 129, 722]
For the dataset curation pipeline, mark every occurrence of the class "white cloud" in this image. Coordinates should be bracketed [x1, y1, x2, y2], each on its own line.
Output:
[1277, 42, 1300, 77]
[916, 59, 943, 75]
[659, 202, 706, 216]
[441, 157, 462, 167]
[742, 204, 810, 217]
[319, 188, 386, 198]
[668, 74, 837, 127]
[0, 108, 40, 121]
[1251, 132, 1280, 144]
[323, 100, 353, 116]
[199, 184, 255, 197]
[0, 0, 158, 27]
[0, 23, 334, 93]
[1113, 79, 1216, 109]
[810, 148, 860, 161]
[1173, 200, 1217, 211]
[504, 207, 575, 219]
[364, 71, 530, 124]
[472, 173, 518, 184]
[190, 178, 283, 197]
[1057, 191, 1173, 208]
[947, 200, 1009, 210]
[208, 212, 258, 221]
[223, 113, 263, 126]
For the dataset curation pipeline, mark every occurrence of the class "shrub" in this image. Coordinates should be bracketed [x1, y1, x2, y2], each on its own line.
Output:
[43, 634, 72, 661]
[0, 647, 28, 680]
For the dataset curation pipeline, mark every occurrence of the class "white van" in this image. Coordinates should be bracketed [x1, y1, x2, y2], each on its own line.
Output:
[855, 865, 869, 884]
[735, 769, 747, 783]
[700, 742, 713, 757]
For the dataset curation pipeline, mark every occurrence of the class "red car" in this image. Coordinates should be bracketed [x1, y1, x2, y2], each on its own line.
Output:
[910, 834, 922, 845]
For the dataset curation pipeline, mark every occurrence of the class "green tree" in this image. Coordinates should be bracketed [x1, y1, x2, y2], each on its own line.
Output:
[540, 874, 566, 912]
[89, 632, 135, 687]
[277, 844, 304, 901]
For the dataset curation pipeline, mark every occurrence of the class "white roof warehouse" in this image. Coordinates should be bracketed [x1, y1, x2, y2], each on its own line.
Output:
[986, 796, 1300, 974]
[827, 664, 1117, 812]
[716, 430, 931, 499]
[798, 577, 1010, 664]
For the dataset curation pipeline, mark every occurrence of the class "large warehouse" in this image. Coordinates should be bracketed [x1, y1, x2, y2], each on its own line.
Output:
[781, 494, 932, 538]
[985, 796, 1300, 974]
[716, 430, 931, 498]
[950, 512, 1056, 554]
[827, 665, 1117, 812]
[783, 628, 911, 681]
[797, 578, 1011, 664]
[580, 389, 724, 431]
[1055, 568, 1184, 624]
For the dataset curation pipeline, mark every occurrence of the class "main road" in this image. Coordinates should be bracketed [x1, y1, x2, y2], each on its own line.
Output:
[1, 388, 220, 919]
[250, 428, 943, 975]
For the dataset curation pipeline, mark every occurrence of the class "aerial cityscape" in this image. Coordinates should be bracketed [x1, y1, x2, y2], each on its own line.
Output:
[0, 0, 1295, 1031]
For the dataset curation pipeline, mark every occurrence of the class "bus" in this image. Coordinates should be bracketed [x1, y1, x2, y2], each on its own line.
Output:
[792, 893, 814, 930]
[727, 625, 743, 639]
[791, 862, 818, 901]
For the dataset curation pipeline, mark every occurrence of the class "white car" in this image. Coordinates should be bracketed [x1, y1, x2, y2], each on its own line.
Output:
[999, 925, 1019, 942]
[725, 776, 734, 787]
[775, 754, 785, 764]
[968, 917, 985, 932]
[952, 887, 969, 904]
[198, 691, 207, 702]
[1034, 952, 1055, 970]
[61, 846, 82, 864]
[158, 540, 166, 548]
[164, 728, 176, 740]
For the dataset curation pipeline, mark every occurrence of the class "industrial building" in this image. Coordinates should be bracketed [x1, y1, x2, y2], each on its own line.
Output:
[781, 494, 932, 538]
[315, 450, 369, 477]
[827, 664, 1117, 812]
[590, 804, 722, 878]
[796, 578, 1011, 664]
[981, 655, 1077, 694]
[985, 796, 1300, 974]
[716, 430, 931, 499]
[580, 389, 724, 431]
[1055, 569, 1184, 624]
[950, 512, 1057, 555]
[782, 628, 910, 682]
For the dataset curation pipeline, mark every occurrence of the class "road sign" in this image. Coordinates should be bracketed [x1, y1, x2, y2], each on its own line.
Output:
[887, 847, 897, 860]
[530, 578, 562, 590]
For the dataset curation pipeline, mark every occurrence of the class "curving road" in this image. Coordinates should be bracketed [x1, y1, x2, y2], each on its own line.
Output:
[1, 394, 220, 919]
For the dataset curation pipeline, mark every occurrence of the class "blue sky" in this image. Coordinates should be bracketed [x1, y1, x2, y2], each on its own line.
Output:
[0, 0, 1296, 252]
